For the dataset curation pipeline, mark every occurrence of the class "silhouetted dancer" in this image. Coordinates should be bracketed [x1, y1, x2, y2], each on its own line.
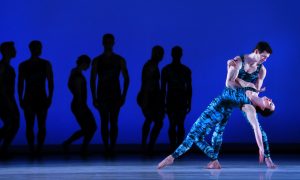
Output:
[63, 55, 97, 156]
[161, 46, 192, 151]
[0, 42, 20, 157]
[137, 46, 165, 154]
[90, 34, 129, 154]
[18, 40, 54, 155]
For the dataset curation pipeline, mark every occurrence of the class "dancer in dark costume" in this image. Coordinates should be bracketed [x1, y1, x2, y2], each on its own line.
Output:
[137, 45, 165, 153]
[161, 46, 192, 151]
[90, 34, 129, 154]
[63, 55, 97, 156]
[18, 40, 54, 155]
[0, 42, 20, 157]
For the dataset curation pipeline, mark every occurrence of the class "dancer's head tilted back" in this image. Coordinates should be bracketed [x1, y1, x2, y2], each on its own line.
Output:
[255, 96, 275, 117]
[250, 95, 275, 117]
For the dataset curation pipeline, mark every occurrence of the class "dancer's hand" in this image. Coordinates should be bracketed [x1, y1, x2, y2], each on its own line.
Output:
[257, 87, 266, 93]
[228, 57, 240, 67]
[186, 103, 191, 114]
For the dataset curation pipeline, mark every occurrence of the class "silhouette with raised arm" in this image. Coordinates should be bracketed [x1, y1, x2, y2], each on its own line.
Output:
[63, 55, 97, 157]
[90, 34, 129, 155]
[161, 46, 192, 151]
[18, 40, 54, 156]
[137, 45, 165, 154]
[0, 42, 20, 157]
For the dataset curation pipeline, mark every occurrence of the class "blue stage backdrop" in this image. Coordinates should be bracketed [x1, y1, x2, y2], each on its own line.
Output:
[1, 0, 299, 145]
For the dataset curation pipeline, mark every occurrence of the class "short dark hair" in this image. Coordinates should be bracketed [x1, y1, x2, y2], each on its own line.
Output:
[102, 33, 115, 41]
[152, 45, 164, 53]
[255, 106, 274, 117]
[29, 40, 42, 50]
[171, 46, 183, 58]
[253, 41, 272, 54]
[76, 55, 91, 66]
[0, 41, 14, 55]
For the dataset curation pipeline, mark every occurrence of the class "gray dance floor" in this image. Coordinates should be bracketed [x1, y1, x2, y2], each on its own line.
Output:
[0, 154, 299, 179]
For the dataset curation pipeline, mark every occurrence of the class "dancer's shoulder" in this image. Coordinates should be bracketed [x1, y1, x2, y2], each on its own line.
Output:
[227, 56, 242, 69]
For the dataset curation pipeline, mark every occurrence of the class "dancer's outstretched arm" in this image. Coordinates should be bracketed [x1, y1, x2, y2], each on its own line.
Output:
[241, 104, 264, 163]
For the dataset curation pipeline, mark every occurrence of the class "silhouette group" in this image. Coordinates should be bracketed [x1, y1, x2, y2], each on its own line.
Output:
[0, 34, 192, 158]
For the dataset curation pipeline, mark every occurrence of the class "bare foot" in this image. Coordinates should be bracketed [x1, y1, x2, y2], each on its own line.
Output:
[206, 160, 221, 169]
[157, 155, 174, 169]
[265, 157, 277, 169]
[206, 161, 213, 168]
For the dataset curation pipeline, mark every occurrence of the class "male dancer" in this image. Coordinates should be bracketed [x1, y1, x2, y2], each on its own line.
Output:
[161, 46, 192, 150]
[0, 42, 20, 156]
[157, 87, 274, 169]
[18, 40, 54, 155]
[90, 34, 129, 153]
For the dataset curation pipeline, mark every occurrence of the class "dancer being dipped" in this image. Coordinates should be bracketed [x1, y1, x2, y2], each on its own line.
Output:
[157, 87, 275, 169]
[63, 55, 97, 156]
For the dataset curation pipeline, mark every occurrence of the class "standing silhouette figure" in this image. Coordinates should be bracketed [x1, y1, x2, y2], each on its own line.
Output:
[137, 45, 165, 153]
[63, 55, 97, 156]
[90, 34, 129, 154]
[18, 40, 54, 155]
[0, 42, 20, 157]
[161, 46, 192, 151]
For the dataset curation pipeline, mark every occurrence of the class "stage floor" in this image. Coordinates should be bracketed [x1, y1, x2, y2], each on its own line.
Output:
[0, 154, 299, 179]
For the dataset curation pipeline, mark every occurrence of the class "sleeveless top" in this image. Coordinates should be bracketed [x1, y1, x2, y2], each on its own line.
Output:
[237, 55, 262, 83]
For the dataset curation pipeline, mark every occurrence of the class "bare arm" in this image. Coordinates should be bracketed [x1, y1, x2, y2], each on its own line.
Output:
[242, 104, 264, 163]
[0, 66, 4, 97]
[186, 69, 192, 113]
[46, 62, 54, 100]
[74, 77, 84, 103]
[161, 68, 167, 106]
[255, 65, 266, 92]
[17, 64, 25, 104]
[225, 57, 242, 88]
[90, 59, 98, 102]
[120, 58, 129, 105]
